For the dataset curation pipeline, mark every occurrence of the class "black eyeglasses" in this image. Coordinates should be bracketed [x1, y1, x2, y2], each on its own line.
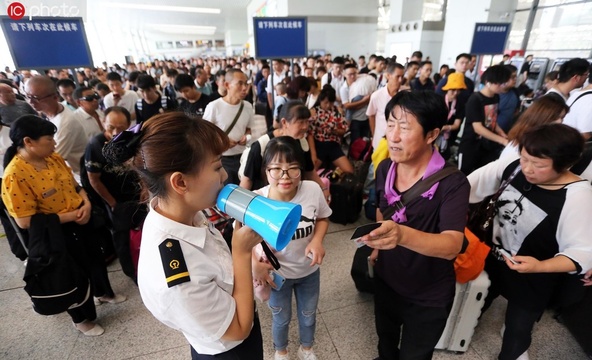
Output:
[80, 93, 100, 101]
[25, 92, 55, 102]
[267, 167, 301, 180]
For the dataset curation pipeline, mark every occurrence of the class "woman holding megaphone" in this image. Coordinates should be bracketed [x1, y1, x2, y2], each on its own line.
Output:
[103, 113, 264, 359]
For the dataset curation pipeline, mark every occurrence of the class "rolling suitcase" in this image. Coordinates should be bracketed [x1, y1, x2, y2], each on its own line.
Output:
[329, 173, 363, 224]
[436, 271, 491, 352]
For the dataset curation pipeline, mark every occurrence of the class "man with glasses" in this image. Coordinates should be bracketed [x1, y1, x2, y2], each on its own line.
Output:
[203, 69, 254, 185]
[341, 64, 376, 145]
[24, 76, 87, 175]
[73, 87, 104, 140]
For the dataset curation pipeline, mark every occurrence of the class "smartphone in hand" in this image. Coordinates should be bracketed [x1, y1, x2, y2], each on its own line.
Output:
[271, 272, 286, 291]
[499, 248, 519, 265]
[351, 223, 382, 248]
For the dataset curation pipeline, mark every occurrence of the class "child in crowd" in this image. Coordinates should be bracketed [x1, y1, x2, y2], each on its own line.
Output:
[252, 136, 332, 360]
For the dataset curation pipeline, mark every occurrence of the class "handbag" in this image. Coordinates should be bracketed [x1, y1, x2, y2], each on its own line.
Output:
[466, 164, 522, 242]
[455, 227, 491, 283]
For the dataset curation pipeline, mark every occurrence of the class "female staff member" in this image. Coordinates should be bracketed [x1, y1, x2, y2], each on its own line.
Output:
[468, 123, 592, 360]
[103, 113, 264, 359]
[2, 115, 124, 337]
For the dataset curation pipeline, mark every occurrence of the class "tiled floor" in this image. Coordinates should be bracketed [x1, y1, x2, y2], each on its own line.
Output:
[0, 217, 588, 360]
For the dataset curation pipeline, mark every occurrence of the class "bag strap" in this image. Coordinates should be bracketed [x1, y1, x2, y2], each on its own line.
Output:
[491, 163, 522, 202]
[382, 165, 459, 220]
[569, 90, 592, 108]
[224, 101, 245, 135]
[260, 241, 280, 270]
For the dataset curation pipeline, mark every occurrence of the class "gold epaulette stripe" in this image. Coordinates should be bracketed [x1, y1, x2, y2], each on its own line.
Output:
[166, 272, 190, 283]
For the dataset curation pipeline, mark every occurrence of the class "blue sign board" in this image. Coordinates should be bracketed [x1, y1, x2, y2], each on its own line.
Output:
[0, 16, 93, 69]
[470, 23, 511, 55]
[253, 17, 307, 59]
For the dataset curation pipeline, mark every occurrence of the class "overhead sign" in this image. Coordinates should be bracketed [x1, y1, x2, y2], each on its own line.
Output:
[0, 16, 93, 69]
[470, 23, 511, 55]
[253, 17, 307, 59]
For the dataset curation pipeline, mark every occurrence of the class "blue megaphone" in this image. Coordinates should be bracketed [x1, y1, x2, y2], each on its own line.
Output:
[216, 184, 301, 251]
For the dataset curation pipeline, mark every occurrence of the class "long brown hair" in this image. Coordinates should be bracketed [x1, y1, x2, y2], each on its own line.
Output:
[508, 96, 570, 144]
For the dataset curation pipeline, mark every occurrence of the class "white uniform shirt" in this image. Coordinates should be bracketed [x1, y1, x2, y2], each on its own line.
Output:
[138, 199, 242, 355]
[203, 98, 254, 156]
[255, 181, 332, 279]
[73, 107, 104, 140]
[103, 90, 139, 115]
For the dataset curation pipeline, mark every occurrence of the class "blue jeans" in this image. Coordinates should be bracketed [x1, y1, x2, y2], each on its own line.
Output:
[268, 269, 320, 351]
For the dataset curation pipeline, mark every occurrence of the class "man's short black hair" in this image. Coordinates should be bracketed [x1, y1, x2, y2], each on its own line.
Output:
[261, 65, 270, 71]
[106, 72, 122, 82]
[344, 63, 357, 71]
[456, 53, 472, 62]
[333, 56, 345, 65]
[375, 56, 387, 64]
[504, 64, 518, 73]
[411, 51, 423, 59]
[128, 71, 141, 83]
[166, 68, 178, 78]
[359, 55, 366, 60]
[385, 90, 448, 136]
[174, 74, 196, 91]
[419, 61, 432, 68]
[73, 86, 92, 101]
[56, 78, 75, 89]
[88, 78, 101, 88]
[406, 61, 420, 69]
[104, 106, 131, 125]
[136, 74, 156, 90]
[482, 64, 512, 84]
[558, 58, 590, 83]
[95, 82, 109, 92]
[386, 61, 405, 74]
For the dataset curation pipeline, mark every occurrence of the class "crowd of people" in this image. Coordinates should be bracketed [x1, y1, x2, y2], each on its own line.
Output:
[1, 50, 591, 360]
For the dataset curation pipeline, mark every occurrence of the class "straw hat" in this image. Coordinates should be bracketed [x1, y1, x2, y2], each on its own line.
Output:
[442, 72, 468, 91]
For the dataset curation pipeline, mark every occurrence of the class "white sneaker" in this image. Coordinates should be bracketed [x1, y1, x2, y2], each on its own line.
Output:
[297, 346, 318, 360]
[274, 351, 289, 360]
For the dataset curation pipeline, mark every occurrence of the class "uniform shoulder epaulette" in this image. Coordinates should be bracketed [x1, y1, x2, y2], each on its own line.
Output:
[159, 239, 190, 288]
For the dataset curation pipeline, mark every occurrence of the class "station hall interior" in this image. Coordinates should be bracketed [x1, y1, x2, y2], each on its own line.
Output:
[1, 0, 592, 360]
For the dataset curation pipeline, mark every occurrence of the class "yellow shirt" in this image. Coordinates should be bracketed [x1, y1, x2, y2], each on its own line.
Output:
[371, 137, 389, 175]
[2, 152, 83, 219]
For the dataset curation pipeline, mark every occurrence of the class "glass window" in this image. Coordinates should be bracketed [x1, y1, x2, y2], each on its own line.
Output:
[507, 11, 530, 50]
[527, 2, 592, 55]
[423, 0, 445, 21]
[517, 0, 534, 10]
[538, 0, 584, 7]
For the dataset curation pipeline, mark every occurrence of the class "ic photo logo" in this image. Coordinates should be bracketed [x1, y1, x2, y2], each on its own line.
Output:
[6, 1, 81, 21]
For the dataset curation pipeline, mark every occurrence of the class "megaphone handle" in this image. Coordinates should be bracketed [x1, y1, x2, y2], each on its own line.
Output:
[260, 241, 281, 270]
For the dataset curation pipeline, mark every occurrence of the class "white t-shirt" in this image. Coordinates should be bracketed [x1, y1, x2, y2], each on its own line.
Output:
[321, 72, 345, 101]
[265, 71, 286, 95]
[203, 98, 254, 156]
[366, 86, 395, 149]
[103, 90, 139, 114]
[564, 89, 592, 134]
[73, 108, 104, 140]
[138, 199, 241, 355]
[49, 105, 87, 175]
[255, 181, 332, 279]
[0, 126, 11, 177]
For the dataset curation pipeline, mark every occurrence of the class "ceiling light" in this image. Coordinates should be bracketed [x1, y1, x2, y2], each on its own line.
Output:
[148, 24, 217, 35]
[102, 3, 221, 14]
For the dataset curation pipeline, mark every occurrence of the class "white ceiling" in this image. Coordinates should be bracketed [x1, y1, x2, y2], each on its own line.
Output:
[87, 0, 252, 38]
